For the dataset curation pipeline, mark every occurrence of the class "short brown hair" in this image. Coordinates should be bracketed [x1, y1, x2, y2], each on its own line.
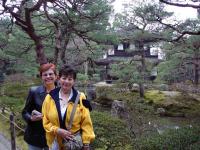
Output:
[39, 63, 56, 76]
[59, 65, 76, 80]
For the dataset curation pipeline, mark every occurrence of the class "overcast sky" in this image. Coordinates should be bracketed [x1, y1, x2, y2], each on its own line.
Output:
[0, 0, 197, 21]
[112, 0, 197, 20]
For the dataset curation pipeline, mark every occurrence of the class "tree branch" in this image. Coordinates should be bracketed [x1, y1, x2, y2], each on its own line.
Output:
[154, 15, 200, 42]
[159, 0, 200, 9]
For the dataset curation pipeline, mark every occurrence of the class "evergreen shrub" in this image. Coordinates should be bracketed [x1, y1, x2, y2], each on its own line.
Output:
[133, 126, 200, 150]
[95, 86, 115, 106]
[91, 111, 132, 149]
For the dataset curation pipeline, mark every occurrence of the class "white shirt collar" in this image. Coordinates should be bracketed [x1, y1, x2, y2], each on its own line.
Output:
[59, 89, 73, 101]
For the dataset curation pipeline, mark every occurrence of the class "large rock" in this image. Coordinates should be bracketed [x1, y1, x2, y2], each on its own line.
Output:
[111, 100, 127, 119]
[156, 107, 166, 116]
[86, 87, 96, 101]
[131, 83, 139, 92]
[156, 107, 185, 117]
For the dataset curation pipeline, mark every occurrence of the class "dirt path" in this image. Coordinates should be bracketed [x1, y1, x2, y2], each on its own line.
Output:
[0, 133, 11, 150]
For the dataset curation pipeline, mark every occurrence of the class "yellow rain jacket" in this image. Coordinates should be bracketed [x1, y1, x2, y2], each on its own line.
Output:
[42, 87, 95, 149]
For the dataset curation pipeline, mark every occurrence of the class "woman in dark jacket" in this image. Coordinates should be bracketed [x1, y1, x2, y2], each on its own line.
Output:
[22, 63, 57, 150]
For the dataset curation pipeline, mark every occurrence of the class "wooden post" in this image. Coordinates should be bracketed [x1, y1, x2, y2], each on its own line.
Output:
[10, 113, 16, 150]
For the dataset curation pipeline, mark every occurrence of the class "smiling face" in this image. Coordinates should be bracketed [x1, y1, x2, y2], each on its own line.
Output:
[59, 75, 75, 94]
[41, 68, 57, 86]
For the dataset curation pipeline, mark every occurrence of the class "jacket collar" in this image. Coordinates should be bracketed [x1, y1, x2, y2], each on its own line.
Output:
[49, 87, 78, 129]
[38, 83, 58, 94]
[70, 87, 78, 103]
[49, 87, 78, 102]
[37, 85, 46, 94]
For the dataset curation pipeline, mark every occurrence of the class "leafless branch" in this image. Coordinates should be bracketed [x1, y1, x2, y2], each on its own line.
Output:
[43, 2, 58, 28]
[159, 0, 200, 9]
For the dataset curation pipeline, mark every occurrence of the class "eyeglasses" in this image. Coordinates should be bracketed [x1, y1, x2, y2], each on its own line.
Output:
[42, 73, 55, 77]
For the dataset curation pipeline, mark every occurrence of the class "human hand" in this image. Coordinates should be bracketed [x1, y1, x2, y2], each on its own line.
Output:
[31, 110, 43, 121]
[30, 114, 43, 121]
[57, 128, 74, 141]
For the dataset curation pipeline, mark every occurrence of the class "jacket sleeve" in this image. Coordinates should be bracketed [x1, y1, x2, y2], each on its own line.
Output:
[80, 93, 95, 144]
[22, 87, 35, 124]
[42, 94, 59, 135]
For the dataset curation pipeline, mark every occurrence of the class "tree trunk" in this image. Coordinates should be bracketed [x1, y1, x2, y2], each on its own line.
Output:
[15, 21, 47, 65]
[194, 63, 199, 86]
[193, 53, 199, 86]
[139, 41, 145, 98]
[54, 28, 62, 65]
[60, 37, 70, 65]
[34, 37, 47, 64]
[9, 1, 48, 65]
[139, 83, 144, 97]
[60, 48, 67, 65]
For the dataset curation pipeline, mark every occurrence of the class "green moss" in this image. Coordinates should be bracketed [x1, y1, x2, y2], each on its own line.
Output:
[165, 93, 200, 116]
[144, 90, 165, 104]
[144, 90, 200, 117]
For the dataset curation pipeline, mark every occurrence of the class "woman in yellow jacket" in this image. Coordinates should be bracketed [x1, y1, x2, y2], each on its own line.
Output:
[42, 65, 95, 150]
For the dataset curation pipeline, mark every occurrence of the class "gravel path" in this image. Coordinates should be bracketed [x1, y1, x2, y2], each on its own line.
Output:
[0, 133, 11, 150]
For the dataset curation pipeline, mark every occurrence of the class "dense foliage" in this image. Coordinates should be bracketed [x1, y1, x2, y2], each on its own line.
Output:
[133, 126, 200, 150]
[91, 111, 132, 149]
[157, 35, 200, 84]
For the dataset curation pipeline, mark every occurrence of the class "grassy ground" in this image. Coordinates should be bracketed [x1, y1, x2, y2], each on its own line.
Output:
[0, 112, 27, 150]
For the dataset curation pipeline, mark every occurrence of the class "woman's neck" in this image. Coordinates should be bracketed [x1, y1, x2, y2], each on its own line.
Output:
[60, 89, 71, 100]
[45, 84, 55, 93]
[60, 88, 71, 95]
